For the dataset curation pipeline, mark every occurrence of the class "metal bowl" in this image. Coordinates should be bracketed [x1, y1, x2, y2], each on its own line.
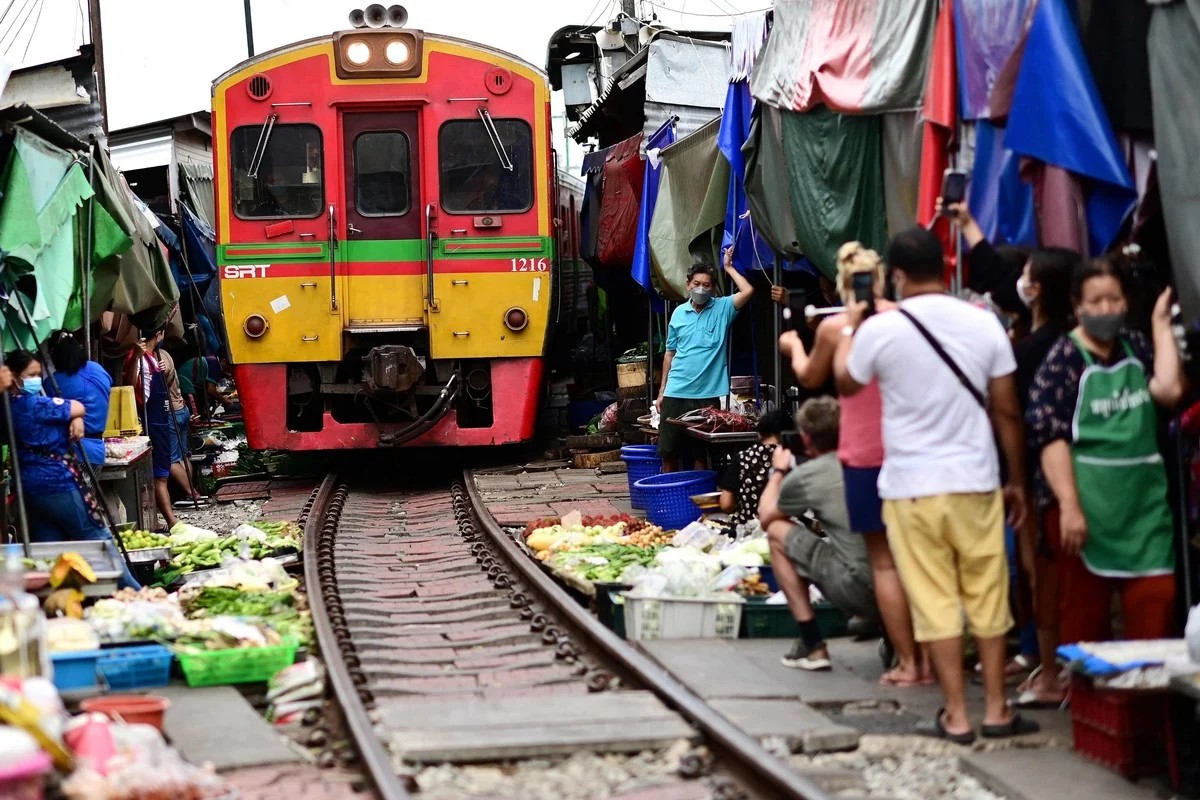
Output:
[124, 546, 172, 564]
[690, 491, 722, 510]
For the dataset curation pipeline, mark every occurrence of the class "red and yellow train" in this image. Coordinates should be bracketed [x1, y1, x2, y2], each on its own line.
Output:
[212, 6, 557, 449]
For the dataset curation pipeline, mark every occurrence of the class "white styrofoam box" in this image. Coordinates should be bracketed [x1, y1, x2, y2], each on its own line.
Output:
[622, 592, 745, 640]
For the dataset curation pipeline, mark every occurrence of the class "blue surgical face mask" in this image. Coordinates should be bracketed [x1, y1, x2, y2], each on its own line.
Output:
[20, 376, 42, 396]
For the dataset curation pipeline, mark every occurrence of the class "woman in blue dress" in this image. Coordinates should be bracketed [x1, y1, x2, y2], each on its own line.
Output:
[5, 350, 139, 589]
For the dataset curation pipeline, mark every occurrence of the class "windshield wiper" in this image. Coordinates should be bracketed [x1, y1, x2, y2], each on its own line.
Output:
[247, 113, 279, 178]
[477, 108, 514, 172]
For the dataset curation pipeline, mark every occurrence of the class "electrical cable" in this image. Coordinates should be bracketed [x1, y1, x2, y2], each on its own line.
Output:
[0, 0, 35, 54]
[21, 0, 44, 65]
[0, 0, 22, 40]
[643, 0, 770, 18]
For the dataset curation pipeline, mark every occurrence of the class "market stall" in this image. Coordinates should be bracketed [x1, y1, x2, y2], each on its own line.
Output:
[513, 506, 845, 643]
[97, 437, 156, 532]
[0, 511, 311, 798]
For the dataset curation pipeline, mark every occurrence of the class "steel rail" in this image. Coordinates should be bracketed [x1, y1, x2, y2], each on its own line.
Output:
[303, 473, 412, 800]
[462, 469, 833, 800]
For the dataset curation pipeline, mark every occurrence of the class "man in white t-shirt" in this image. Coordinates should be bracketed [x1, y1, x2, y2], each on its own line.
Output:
[832, 227, 1036, 745]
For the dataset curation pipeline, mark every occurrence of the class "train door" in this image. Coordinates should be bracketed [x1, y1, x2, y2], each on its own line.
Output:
[340, 111, 425, 328]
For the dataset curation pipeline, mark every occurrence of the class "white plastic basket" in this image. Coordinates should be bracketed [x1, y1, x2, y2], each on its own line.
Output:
[621, 592, 745, 640]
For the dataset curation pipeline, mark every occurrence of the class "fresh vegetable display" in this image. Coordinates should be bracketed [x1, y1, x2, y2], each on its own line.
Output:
[120, 529, 170, 550]
[166, 534, 301, 576]
[546, 544, 663, 583]
[180, 587, 295, 618]
[248, 519, 303, 542]
[179, 586, 311, 646]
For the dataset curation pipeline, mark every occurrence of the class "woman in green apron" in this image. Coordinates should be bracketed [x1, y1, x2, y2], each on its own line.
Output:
[1027, 257, 1183, 645]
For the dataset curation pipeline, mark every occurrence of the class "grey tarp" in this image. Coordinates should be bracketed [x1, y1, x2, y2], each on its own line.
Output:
[90, 145, 179, 320]
[644, 35, 731, 145]
[1149, 0, 1200, 324]
[882, 111, 922, 239]
[751, 0, 936, 113]
[180, 162, 215, 229]
[648, 117, 728, 301]
[781, 106, 887, 279]
[742, 105, 804, 259]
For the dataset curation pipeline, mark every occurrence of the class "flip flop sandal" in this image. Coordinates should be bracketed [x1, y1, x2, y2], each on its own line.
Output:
[915, 708, 976, 745]
[981, 713, 1041, 739]
[1012, 690, 1066, 710]
[879, 669, 924, 688]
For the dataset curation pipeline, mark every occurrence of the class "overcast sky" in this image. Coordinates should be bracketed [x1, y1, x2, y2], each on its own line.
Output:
[3, 0, 767, 134]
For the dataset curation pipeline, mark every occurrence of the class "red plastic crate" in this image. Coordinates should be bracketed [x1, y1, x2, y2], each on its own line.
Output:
[1069, 674, 1168, 780]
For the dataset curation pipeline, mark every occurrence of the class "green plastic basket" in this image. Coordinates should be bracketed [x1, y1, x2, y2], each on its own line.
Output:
[739, 598, 850, 640]
[175, 638, 298, 687]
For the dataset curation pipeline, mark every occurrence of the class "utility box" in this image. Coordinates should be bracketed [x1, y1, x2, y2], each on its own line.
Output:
[561, 63, 595, 108]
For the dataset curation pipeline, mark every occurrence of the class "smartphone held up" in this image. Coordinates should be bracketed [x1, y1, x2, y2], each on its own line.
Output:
[940, 168, 968, 211]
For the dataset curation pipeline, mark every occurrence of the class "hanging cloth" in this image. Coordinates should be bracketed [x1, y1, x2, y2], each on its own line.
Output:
[0, 130, 94, 350]
[632, 120, 676, 312]
[780, 106, 887, 280]
[1004, 0, 1136, 256]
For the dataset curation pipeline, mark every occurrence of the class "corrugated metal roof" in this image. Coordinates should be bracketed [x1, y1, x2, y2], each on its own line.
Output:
[568, 34, 729, 146]
[643, 35, 728, 143]
[0, 47, 104, 144]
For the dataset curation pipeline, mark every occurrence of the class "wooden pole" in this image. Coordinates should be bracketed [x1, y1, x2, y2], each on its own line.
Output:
[86, 0, 108, 136]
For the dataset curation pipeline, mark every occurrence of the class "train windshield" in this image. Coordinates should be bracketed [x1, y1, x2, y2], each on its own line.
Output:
[231, 123, 324, 218]
[439, 119, 533, 214]
[354, 131, 411, 216]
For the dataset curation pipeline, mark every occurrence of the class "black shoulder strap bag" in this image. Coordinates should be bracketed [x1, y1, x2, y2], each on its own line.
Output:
[897, 308, 988, 410]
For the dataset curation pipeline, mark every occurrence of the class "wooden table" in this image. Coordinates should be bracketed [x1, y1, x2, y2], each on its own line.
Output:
[98, 449, 156, 531]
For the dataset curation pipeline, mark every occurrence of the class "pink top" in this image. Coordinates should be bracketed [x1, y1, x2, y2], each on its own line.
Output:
[838, 379, 885, 468]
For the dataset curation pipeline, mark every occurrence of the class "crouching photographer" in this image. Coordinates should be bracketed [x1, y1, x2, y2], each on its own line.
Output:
[757, 397, 877, 672]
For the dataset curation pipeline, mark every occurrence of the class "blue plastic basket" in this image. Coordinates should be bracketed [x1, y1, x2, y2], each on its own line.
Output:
[634, 470, 717, 530]
[51, 649, 103, 692]
[622, 452, 662, 510]
[98, 644, 174, 690]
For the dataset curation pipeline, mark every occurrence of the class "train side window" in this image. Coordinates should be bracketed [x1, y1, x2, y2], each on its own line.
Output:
[231, 123, 324, 219]
[354, 131, 411, 216]
[438, 119, 533, 214]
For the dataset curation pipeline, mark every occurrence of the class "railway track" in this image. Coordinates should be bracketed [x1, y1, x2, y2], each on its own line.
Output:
[302, 470, 834, 800]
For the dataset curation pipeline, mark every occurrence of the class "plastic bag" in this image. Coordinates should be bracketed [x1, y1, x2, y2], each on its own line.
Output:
[672, 522, 718, 551]
[231, 524, 267, 543]
[709, 565, 749, 592]
[168, 523, 219, 545]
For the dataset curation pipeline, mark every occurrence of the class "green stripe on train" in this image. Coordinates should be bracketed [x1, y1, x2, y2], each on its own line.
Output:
[218, 236, 554, 265]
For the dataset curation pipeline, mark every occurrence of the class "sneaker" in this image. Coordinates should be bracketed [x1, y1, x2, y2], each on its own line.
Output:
[780, 639, 833, 671]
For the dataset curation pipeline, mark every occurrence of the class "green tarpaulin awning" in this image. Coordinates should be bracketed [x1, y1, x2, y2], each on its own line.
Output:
[648, 117, 729, 301]
[780, 106, 887, 279]
[89, 145, 179, 321]
[0, 130, 97, 348]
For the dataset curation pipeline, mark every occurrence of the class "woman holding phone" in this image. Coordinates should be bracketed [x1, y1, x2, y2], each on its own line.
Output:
[778, 242, 933, 687]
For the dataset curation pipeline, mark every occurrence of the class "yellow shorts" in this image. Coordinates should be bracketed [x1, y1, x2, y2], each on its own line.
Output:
[882, 491, 1013, 642]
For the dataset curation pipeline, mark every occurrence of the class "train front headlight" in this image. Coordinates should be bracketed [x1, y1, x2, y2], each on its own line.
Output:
[345, 40, 372, 66]
[244, 314, 269, 339]
[504, 307, 528, 332]
[385, 39, 410, 66]
[334, 30, 422, 78]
